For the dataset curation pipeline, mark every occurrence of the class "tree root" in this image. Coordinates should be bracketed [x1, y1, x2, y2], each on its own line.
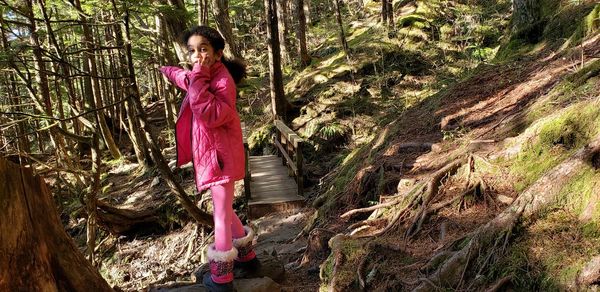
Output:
[341, 182, 426, 219]
[413, 134, 600, 291]
[346, 157, 466, 239]
[405, 158, 465, 238]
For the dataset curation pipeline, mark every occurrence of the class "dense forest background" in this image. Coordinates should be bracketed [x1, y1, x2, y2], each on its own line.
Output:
[1, 0, 600, 291]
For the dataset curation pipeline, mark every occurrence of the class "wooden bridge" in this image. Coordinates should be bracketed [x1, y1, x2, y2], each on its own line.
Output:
[242, 120, 305, 218]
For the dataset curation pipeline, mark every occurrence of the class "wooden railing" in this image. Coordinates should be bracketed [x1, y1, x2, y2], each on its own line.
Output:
[273, 120, 304, 196]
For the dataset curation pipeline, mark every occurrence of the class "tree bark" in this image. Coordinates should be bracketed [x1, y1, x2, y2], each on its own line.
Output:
[155, 16, 176, 133]
[212, 0, 243, 59]
[197, 0, 209, 25]
[512, 0, 540, 31]
[265, 0, 288, 120]
[304, 0, 311, 25]
[387, 0, 394, 27]
[296, 0, 311, 67]
[381, 0, 388, 24]
[0, 157, 113, 291]
[276, 0, 290, 64]
[332, 0, 350, 58]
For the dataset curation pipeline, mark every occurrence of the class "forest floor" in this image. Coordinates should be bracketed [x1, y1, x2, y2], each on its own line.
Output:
[46, 0, 600, 291]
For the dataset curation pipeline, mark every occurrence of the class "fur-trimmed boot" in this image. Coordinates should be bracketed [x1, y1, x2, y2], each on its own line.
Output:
[233, 226, 260, 272]
[203, 244, 237, 292]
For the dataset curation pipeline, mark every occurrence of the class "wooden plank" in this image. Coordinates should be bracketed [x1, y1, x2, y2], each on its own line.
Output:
[274, 120, 303, 147]
[251, 168, 290, 174]
[249, 158, 281, 164]
[250, 178, 296, 186]
[249, 155, 278, 161]
[251, 183, 298, 193]
[249, 192, 302, 204]
[273, 138, 298, 174]
[248, 200, 304, 219]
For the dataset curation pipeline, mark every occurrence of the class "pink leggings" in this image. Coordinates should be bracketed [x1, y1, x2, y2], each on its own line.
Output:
[210, 181, 246, 251]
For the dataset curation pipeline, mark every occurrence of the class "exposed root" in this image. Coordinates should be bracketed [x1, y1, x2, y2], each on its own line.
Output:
[328, 250, 346, 291]
[341, 182, 426, 219]
[413, 135, 600, 291]
[405, 158, 465, 237]
[357, 242, 374, 290]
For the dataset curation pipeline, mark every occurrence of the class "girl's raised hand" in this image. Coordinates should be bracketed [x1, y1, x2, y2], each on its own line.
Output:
[200, 54, 214, 67]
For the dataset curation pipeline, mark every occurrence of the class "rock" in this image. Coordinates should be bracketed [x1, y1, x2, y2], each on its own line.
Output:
[578, 255, 600, 286]
[150, 278, 280, 292]
[496, 195, 514, 205]
[192, 253, 285, 283]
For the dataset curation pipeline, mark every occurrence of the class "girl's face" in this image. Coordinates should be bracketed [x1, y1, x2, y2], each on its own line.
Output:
[187, 35, 223, 67]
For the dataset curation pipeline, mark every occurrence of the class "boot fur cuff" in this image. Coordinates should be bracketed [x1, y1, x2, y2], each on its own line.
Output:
[207, 244, 238, 262]
[232, 226, 256, 247]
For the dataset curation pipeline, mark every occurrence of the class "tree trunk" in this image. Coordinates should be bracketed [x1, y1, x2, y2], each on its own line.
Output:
[387, 0, 394, 27]
[155, 16, 176, 132]
[197, 0, 209, 25]
[333, 0, 350, 58]
[265, 0, 288, 120]
[111, 12, 151, 168]
[276, 0, 290, 64]
[512, 0, 540, 30]
[381, 0, 388, 24]
[212, 0, 243, 59]
[0, 157, 113, 291]
[296, 0, 311, 67]
[74, 0, 122, 160]
[304, 0, 311, 25]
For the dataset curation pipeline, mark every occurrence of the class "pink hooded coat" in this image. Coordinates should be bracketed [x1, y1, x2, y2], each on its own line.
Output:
[160, 61, 245, 191]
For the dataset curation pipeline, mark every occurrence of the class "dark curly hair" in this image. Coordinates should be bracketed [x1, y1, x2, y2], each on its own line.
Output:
[181, 26, 246, 84]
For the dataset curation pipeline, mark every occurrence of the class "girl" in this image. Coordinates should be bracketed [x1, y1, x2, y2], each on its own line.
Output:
[160, 26, 257, 291]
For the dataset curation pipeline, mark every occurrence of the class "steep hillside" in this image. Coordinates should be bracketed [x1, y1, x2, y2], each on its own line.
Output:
[280, 0, 600, 290]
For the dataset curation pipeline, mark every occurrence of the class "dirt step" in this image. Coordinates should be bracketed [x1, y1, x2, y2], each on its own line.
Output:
[150, 277, 280, 292]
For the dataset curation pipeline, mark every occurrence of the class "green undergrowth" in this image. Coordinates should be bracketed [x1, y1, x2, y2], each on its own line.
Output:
[293, 0, 513, 220]
[497, 1, 600, 61]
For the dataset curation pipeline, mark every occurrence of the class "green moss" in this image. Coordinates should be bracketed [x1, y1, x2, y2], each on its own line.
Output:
[511, 101, 600, 192]
[494, 208, 600, 290]
[556, 166, 600, 217]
